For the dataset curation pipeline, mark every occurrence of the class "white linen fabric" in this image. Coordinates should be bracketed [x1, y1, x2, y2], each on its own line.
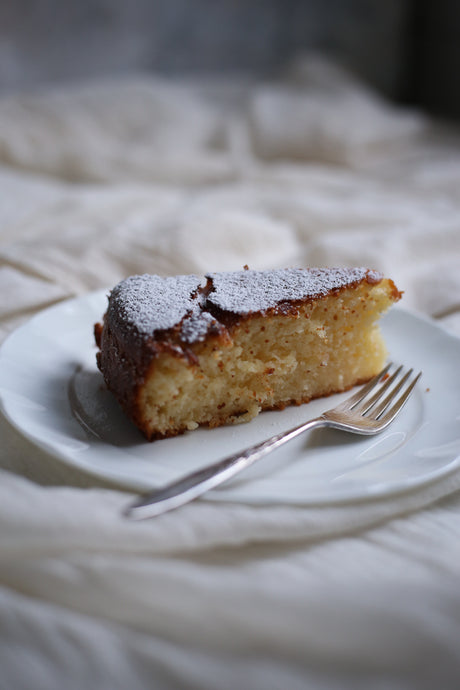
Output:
[1, 56, 460, 689]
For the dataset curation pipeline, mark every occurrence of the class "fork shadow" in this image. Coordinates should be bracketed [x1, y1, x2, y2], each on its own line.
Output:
[68, 363, 147, 448]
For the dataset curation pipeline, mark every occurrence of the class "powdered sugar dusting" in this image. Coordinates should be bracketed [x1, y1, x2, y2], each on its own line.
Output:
[180, 311, 217, 343]
[108, 268, 382, 343]
[109, 274, 202, 335]
[206, 267, 380, 314]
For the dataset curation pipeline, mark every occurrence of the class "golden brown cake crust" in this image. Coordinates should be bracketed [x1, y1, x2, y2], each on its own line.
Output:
[95, 267, 401, 439]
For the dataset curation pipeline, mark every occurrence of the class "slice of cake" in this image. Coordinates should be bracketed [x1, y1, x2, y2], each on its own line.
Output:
[94, 267, 401, 440]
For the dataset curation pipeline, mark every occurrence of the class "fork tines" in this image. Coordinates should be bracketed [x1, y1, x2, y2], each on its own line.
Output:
[350, 362, 422, 423]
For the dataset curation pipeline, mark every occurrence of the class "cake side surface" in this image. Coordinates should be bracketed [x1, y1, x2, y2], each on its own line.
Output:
[95, 268, 401, 440]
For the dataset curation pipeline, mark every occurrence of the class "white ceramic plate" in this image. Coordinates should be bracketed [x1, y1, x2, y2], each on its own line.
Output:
[1, 291, 459, 505]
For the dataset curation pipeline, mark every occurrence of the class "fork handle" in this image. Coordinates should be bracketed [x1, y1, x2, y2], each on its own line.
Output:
[125, 416, 326, 519]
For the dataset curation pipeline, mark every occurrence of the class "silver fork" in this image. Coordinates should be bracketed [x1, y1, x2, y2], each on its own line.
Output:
[124, 363, 421, 519]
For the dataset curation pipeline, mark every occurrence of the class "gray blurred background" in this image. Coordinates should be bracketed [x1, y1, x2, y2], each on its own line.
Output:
[0, 0, 459, 119]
